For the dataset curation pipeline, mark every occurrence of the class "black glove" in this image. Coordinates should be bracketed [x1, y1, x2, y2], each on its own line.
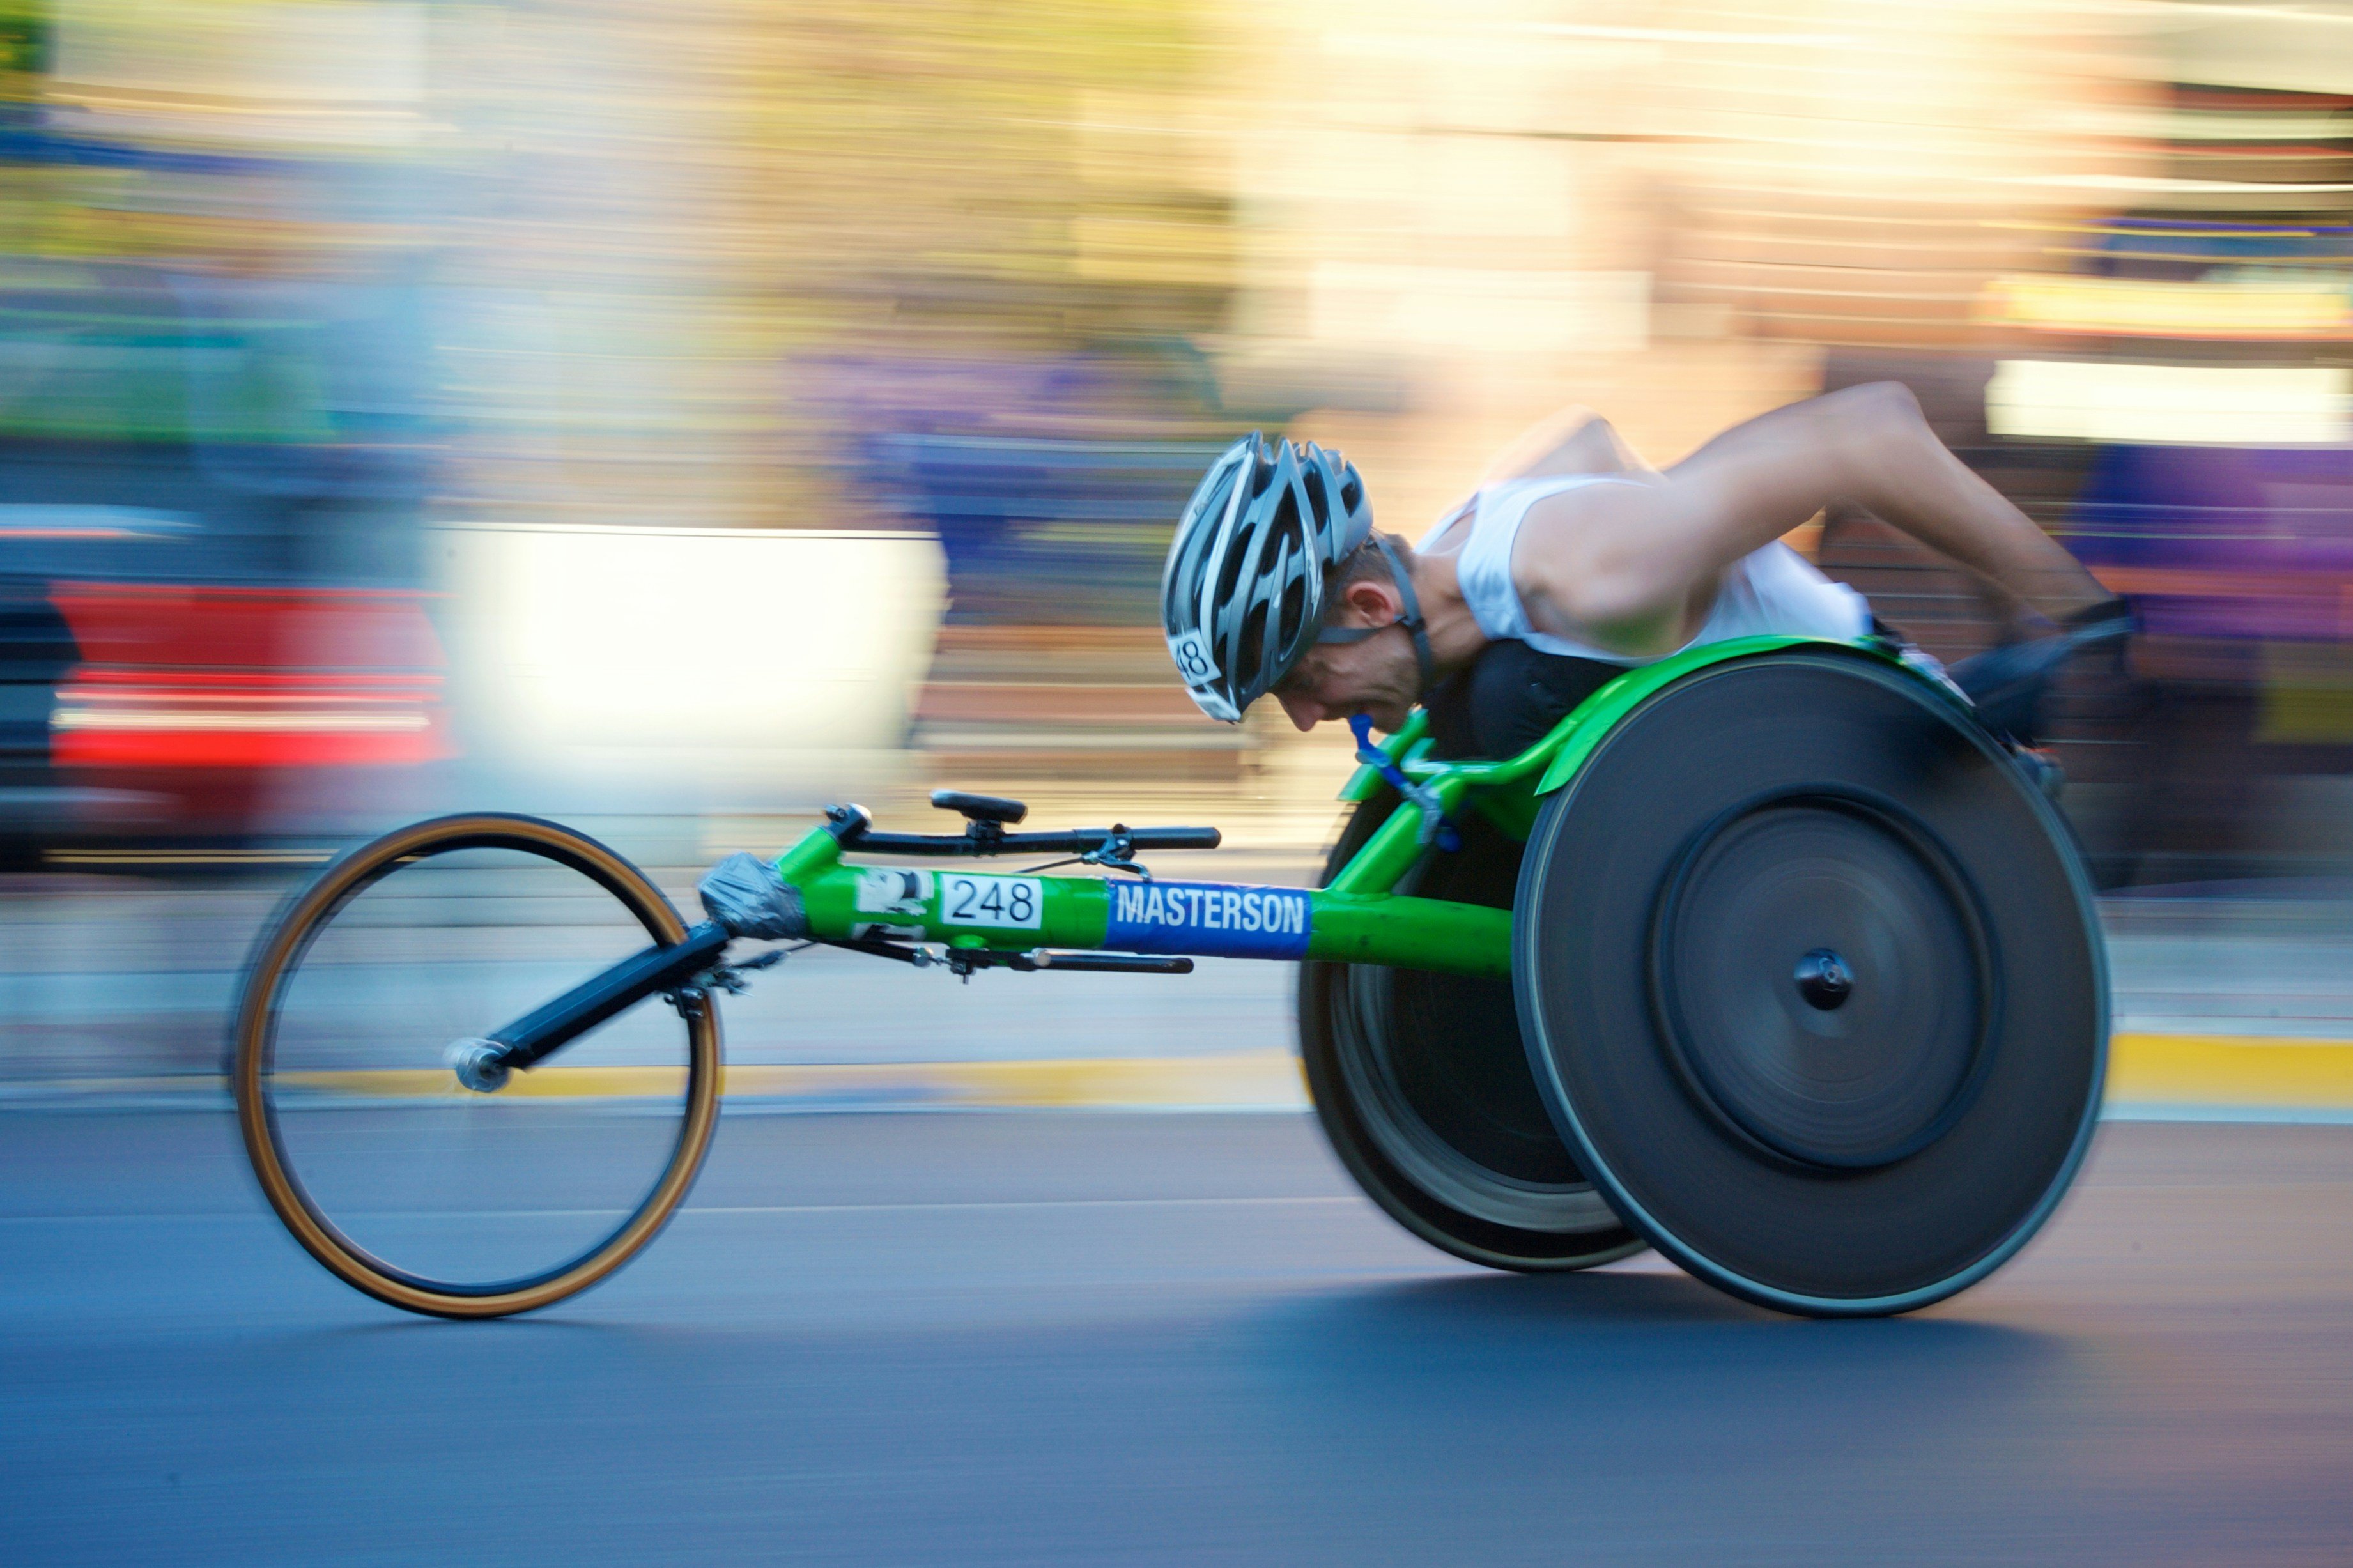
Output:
[2060, 595, 2136, 647]
[1950, 597, 2134, 748]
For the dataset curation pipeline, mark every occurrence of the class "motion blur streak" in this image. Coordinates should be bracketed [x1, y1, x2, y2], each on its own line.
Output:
[2, 1, 2352, 1084]
[3, 0, 2351, 872]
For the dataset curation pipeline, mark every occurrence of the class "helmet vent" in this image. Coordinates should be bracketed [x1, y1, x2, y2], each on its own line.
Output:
[1236, 601, 1269, 682]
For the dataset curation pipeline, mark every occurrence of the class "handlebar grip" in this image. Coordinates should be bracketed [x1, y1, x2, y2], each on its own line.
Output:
[1122, 827, 1221, 850]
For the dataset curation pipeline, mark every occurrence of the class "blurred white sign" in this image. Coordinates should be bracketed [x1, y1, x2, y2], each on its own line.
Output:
[436, 525, 946, 810]
[1987, 361, 2353, 447]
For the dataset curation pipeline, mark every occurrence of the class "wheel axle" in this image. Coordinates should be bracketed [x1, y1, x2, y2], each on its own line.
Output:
[1793, 949, 1854, 1011]
[444, 1038, 512, 1093]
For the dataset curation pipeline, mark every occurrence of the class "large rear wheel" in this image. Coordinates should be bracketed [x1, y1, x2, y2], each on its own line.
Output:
[233, 814, 721, 1318]
[1516, 650, 2106, 1316]
[1300, 790, 1642, 1271]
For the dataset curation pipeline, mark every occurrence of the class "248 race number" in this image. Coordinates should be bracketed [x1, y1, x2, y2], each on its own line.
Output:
[939, 874, 1043, 930]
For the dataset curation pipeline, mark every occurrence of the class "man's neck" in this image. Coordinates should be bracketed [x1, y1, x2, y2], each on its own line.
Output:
[1407, 553, 1487, 683]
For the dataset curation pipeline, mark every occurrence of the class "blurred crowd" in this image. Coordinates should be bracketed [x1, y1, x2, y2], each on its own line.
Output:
[4, 0, 2352, 885]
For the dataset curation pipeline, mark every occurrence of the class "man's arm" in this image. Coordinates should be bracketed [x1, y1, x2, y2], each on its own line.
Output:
[1511, 383, 2108, 659]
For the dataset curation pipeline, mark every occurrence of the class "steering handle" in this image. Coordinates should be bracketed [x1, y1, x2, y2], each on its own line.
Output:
[842, 823, 1221, 857]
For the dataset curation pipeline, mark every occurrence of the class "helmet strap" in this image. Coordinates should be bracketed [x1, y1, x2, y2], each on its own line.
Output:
[1315, 534, 1435, 700]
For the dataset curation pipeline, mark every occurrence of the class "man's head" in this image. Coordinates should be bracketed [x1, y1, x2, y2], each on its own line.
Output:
[1160, 433, 1432, 730]
[1267, 537, 1426, 732]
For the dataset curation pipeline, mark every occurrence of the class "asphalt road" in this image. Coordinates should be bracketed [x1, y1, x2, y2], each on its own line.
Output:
[4, 1108, 2351, 1565]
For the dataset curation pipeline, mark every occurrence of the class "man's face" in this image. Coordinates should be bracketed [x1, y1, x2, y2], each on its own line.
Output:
[1269, 621, 1422, 734]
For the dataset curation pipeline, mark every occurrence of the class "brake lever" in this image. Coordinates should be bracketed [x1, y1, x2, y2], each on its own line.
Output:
[1079, 826, 1151, 879]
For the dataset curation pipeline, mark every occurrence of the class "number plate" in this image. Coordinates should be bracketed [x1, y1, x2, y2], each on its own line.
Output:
[939, 873, 1044, 930]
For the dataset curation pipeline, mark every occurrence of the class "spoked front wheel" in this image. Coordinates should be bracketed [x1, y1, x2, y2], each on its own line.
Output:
[233, 814, 721, 1318]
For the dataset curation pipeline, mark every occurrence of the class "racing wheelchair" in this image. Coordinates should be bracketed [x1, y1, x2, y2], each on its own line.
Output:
[231, 635, 2106, 1319]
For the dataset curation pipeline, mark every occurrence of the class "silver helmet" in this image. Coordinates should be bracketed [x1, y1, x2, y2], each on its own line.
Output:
[1161, 433, 1382, 723]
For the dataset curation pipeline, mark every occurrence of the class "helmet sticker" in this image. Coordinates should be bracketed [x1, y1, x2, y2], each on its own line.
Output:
[1168, 629, 1219, 685]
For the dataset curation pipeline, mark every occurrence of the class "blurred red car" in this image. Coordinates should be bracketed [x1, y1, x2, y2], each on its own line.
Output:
[4, 578, 447, 867]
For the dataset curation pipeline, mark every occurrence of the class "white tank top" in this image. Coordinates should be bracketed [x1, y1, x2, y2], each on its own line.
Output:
[1421, 473, 1869, 665]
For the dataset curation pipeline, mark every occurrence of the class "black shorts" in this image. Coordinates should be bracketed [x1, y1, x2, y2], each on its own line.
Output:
[1423, 639, 1626, 761]
[1423, 620, 1908, 762]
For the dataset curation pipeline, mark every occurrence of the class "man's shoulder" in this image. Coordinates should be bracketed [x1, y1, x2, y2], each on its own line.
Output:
[1513, 472, 1662, 548]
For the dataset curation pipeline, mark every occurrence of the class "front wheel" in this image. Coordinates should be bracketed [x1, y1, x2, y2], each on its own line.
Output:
[233, 814, 721, 1318]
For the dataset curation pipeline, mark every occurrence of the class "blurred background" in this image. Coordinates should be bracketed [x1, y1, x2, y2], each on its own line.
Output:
[12, 13, 2353, 1554]
[6, 0, 2353, 1082]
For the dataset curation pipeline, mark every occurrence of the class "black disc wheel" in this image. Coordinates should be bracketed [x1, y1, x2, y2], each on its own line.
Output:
[233, 815, 721, 1318]
[1516, 650, 2106, 1316]
[1300, 789, 1642, 1271]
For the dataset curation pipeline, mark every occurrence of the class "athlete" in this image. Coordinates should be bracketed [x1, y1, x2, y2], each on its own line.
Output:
[1160, 382, 2130, 759]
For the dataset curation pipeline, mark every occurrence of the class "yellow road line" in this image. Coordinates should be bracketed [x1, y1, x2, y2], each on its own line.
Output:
[246, 1039, 2353, 1110]
[277, 1066, 693, 1100]
[2108, 1033, 2353, 1109]
[730, 1053, 1309, 1107]
[25, 1038, 2353, 1111]
[270, 1050, 1311, 1108]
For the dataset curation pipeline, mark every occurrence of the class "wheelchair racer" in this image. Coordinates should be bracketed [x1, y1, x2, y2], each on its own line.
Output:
[1161, 383, 2131, 758]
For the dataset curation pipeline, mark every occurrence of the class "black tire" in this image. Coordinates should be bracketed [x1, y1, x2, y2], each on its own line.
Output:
[1300, 788, 1644, 1271]
[233, 814, 721, 1318]
[1515, 650, 2106, 1316]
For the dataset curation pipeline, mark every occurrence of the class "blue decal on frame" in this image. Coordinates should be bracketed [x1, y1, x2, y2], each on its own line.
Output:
[1103, 880, 1311, 960]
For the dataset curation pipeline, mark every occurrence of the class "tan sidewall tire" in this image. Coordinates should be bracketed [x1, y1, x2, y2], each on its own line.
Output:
[233, 813, 721, 1319]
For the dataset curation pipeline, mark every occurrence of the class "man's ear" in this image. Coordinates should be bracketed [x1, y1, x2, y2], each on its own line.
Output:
[1340, 577, 1400, 626]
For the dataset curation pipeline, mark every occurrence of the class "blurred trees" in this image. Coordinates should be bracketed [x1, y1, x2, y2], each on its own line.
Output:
[430, 0, 1236, 527]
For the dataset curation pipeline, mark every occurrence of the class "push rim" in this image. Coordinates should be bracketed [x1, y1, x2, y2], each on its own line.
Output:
[1515, 650, 2107, 1316]
[233, 813, 721, 1319]
[1300, 792, 1642, 1272]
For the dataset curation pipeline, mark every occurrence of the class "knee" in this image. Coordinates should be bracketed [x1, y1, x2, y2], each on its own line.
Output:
[1566, 415, 1646, 475]
[1835, 380, 1924, 429]
[1811, 381, 1925, 470]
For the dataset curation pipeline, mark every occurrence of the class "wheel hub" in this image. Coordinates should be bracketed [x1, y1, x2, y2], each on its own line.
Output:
[1652, 793, 1989, 1170]
[1793, 949, 1853, 1011]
